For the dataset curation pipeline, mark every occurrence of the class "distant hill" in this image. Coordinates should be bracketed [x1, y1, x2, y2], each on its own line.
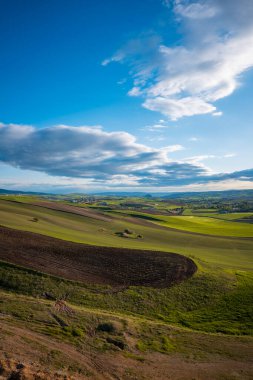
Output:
[0, 188, 48, 195]
[163, 189, 253, 200]
[94, 189, 253, 200]
[0, 187, 253, 200]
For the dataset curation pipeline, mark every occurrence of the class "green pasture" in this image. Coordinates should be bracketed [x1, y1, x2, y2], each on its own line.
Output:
[0, 260, 252, 336]
[183, 207, 253, 220]
[0, 199, 253, 270]
[209, 212, 253, 220]
[0, 195, 41, 203]
[106, 209, 253, 237]
[156, 215, 253, 237]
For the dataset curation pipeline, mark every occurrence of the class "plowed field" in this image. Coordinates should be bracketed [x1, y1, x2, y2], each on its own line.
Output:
[0, 225, 197, 288]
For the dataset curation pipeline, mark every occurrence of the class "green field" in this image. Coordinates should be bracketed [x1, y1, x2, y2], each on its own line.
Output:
[0, 197, 253, 335]
[183, 208, 253, 220]
[156, 215, 253, 237]
[107, 209, 253, 237]
[1, 199, 253, 269]
[0, 198, 252, 333]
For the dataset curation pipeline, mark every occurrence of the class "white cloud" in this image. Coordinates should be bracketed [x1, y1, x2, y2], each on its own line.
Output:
[104, 0, 253, 120]
[185, 153, 238, 163]
[144, 121, 177, 132]
[101, 52, 125, 66]
[145, 123, 169, 132]
[128, 86, 143, 96]
[0, 123, 195, 185]
[212, 111, 223, 117]
[170, 179, 253, 192]
[164, 144, 184, 152]
[143, 96, 216, 120]
[0, 123, 251, 189]
[174, 1, 219, 19]
[189, 137, 199, 141]
[185, 155, 216, 164]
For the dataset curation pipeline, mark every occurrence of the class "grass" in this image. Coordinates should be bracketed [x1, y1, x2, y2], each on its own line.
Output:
[0, 197, 253, 341]
[0, 260, 252, 336]
[107, 209, 253, 237]
[0, 195, 253, 379]
[183, 208, 253, 220]
[1, 286, 252, 365]
[0, 195, 42, 203]
[1, 199, 253, 270]
[156, 215, 253, 237]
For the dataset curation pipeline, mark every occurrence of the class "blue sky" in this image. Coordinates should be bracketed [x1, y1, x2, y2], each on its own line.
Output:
[0, 0, 253, 193]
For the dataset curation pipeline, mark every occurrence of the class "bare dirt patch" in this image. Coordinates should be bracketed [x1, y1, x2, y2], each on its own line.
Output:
[31, 201, 112, 222]
[0, 226, 196, 288]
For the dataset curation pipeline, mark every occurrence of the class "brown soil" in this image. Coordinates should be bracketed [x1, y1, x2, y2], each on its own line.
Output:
[0, 320, 111, 380]
[0, 225, 196, 288]
[31, 201, 112, 222]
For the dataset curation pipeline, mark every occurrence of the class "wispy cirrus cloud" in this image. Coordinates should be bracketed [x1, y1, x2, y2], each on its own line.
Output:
[144, 122, 177, 132]
[103, 0, 253, 120]
[0, 123, 252, 189]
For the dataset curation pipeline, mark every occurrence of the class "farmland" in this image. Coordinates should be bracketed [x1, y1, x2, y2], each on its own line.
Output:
[0, 225, 197, 287]
[0, 193, 253, 379]
[122, 212, 253, 237]
[0, 199, 253, 269]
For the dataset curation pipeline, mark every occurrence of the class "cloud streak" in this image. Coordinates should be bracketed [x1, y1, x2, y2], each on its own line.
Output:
[104, 0, 253, 120]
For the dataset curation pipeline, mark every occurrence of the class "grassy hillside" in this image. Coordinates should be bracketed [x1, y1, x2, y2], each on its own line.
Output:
[0, 197, 252, 335]
[1, 286, 252, 379]
[155, 215, 253, 237]
[0, 197, 253, 378]
[0, 199, 253, 269]
[183, 208, 253, 220]
[0, 259, 252, 335]
[107, 209, 253, 237]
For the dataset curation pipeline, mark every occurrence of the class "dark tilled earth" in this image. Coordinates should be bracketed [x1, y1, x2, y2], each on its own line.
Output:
[236, 217, 253, 224]
[0, 226, 197, 288]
